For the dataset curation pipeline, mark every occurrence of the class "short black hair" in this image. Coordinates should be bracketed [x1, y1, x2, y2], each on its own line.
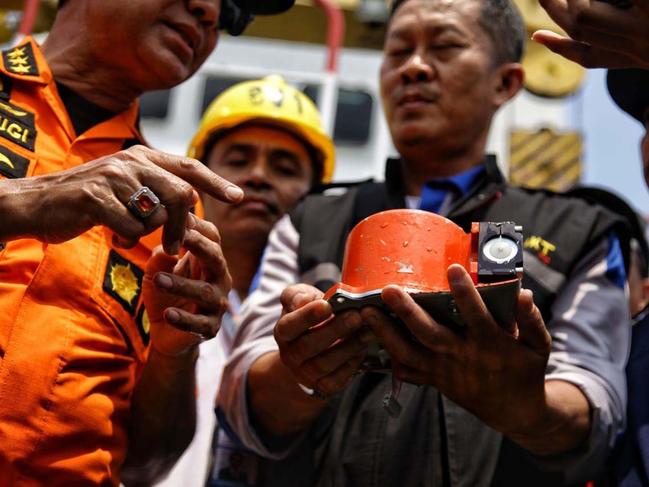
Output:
[389, 0, 525, 64]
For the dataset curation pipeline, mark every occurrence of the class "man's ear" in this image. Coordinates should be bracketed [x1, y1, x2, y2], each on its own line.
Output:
[493, 63, 525, 108]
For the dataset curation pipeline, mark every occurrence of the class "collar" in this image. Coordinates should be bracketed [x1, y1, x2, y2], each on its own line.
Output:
[424, 164, 485, 197]
[1, 37, 51, 85]
[77, 99, 142, 142]
[384, 154, 505, 197]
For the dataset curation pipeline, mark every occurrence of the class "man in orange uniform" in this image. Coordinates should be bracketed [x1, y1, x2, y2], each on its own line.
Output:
[0, 0, 294, 485]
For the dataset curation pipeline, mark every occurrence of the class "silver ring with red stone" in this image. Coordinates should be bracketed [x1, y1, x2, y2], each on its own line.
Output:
[127, 187, 161, 219]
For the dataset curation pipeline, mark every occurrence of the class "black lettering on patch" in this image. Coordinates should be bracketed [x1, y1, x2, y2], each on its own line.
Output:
[2, 43, 38, 77]
[0, 145, 29, 179]
[103, 250, 144, 315]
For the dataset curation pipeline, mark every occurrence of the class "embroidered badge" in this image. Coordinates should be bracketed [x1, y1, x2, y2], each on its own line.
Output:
[136, 306, 151, 345]
[0, 99, 33, 121]
[0, 104, 35, 151]
[524, 235, 557, 265]
[2, 43, 38, 77]
[103, 250, 144, 315]
[0, 145, 29, 179]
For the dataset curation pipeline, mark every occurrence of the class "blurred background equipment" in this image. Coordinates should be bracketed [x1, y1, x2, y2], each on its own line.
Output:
[513, 0, 585, 98]
[356, 0, 390, 24]
[0, 0, 57, 45]
[509, 128, 582, 191]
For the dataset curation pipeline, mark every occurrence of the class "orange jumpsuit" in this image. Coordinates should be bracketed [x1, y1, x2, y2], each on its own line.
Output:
[0, 38, 157, 486]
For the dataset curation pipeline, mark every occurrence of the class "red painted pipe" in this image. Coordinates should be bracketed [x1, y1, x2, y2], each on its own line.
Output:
[18, 0, 41, 37]
[312, 0, 345, 73]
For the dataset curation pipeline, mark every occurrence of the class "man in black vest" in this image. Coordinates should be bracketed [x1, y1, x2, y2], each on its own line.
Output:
[217, 0, 630, 484]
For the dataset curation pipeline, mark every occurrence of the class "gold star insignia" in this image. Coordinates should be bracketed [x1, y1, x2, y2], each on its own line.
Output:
[2, 43, 38, 77]
[103, 251, 143, 315]
[10, 57, 29, 67]
[9, 65, 30, 75]
[6, 47, 25, 59]
[110, 263, 140, 306]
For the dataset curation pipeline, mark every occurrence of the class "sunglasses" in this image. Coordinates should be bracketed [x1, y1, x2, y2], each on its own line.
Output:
[218, 0, 254, 36]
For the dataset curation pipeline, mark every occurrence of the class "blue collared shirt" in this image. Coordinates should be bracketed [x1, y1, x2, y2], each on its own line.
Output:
[418, 164, 485, 214]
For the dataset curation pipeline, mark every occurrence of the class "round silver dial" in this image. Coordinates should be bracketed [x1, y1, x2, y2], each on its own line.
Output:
[482, 236, 519, 264]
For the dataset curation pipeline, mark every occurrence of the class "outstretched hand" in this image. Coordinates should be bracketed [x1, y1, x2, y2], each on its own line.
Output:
[3, 145, 243, 254]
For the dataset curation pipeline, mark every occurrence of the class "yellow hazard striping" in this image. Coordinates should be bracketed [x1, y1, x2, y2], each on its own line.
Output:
[509, 131, 556, 173]
[531, 157, 581, 190]
[511, 134, 580, 182]
[509, 129, 582, 191]
[524, 144, 581, 189]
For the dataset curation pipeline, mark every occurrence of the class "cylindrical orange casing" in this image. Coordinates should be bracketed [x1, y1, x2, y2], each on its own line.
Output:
[336, 209, 475, 295]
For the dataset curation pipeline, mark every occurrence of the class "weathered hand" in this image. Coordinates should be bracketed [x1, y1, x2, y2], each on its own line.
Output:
[143, 214, 231, 357]
[6, 145, 243, 253]
[274, 284, 369, 397]
[534, 0, 649, 69]
[363, 264, 552, 437]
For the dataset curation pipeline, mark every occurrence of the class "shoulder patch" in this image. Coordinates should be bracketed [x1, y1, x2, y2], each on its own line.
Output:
[103, 250, 144, 315]
[0, 145, 29, 178]
[136, 306, 151, 345]
[2, 43, 38, 77]
[0, 102, 36, 151]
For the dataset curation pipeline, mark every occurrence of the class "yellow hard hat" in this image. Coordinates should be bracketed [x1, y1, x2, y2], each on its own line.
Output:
[188, 75, 335, 183]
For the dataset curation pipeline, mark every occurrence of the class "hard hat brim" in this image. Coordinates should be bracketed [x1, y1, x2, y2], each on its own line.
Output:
[189, 115, 336, 183]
